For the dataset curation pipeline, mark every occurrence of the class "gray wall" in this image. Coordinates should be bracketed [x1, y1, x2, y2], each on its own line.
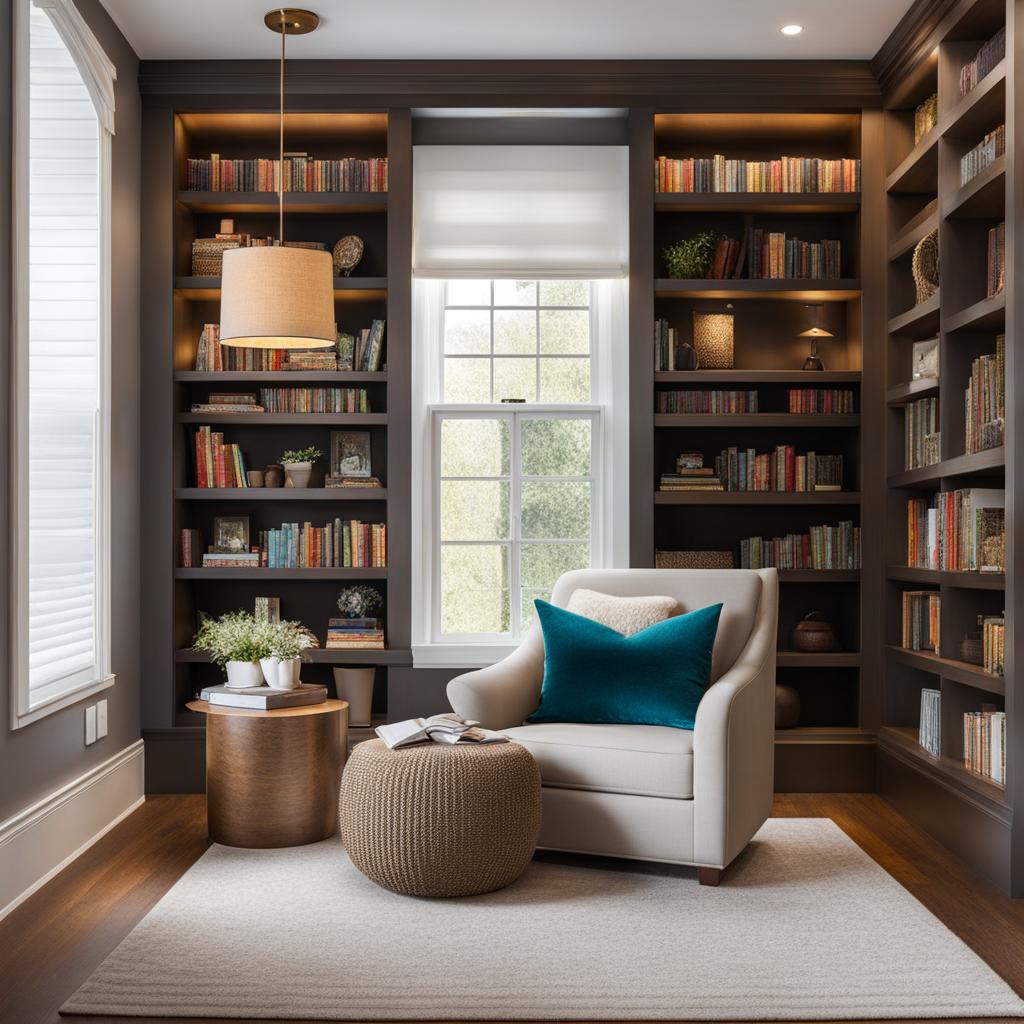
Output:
[0, 0, 141, 822]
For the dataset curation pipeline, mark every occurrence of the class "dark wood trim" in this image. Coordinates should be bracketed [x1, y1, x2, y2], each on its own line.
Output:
[872, 0, 961, 97]
[697, 867, 721, 886]
[143, 728, 206, 794]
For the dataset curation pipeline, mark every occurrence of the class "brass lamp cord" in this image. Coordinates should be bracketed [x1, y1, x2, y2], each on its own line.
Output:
[278, 7, 285, 244]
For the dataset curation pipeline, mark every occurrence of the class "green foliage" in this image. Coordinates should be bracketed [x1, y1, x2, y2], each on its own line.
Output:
[193, 611, 273, 667]
[280, 445, 322, 465]
[336, 585, 383, 618]
[663, 231, 717, 279]
[266, 620, 319, 660]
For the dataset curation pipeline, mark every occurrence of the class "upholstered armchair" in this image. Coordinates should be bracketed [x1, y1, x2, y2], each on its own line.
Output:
[447, 568, 778, 884]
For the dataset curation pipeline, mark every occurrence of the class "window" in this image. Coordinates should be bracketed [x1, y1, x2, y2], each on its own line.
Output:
[11, 0, 116, 726]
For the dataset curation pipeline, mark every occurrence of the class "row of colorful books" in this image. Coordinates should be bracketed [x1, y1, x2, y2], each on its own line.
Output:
[787, 388, 856, 413]
[982, 614, 1005, 676]
[184, 154, 388, 193]
[654, 156, 860, 194]
[746, 231, 841, 281]
[658, 448, 843, 493]
[257, 387, 370, 414]
[960, 124, 1004, 187]
[326, 617, 385, 650]
[738, 521, 860, 570]
[906, 489, 1005, 573]
[655, 389, 759, 414]
[959, 25, 1005, 97]
[964, 708, 1005, 784]
[654, 320, 681, 371]
[192, 520, 387, 569]
[902, 590, 940, 653]
[919, 689, 941, 758]
[905, 397, 940, 470]
[987, 222, 1005, 298]
[193, 425, 249, 488]
[965, 334, 1004, 454]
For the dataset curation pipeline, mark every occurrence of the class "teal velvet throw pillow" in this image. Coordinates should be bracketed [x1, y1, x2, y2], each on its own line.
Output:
[526, 599, 723, 730]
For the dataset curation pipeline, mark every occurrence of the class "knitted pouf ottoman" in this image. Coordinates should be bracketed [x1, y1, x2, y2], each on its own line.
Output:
[339, 739, 541, 897]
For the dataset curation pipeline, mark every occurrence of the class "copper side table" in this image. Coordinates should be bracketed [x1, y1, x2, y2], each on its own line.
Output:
[187, 699, 348, 848]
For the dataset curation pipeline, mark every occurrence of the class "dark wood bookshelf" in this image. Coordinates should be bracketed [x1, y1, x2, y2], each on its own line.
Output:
[177, 412, 388, 425]
[654, 370, 861, 384]
[888, 201, 939, 261]
[885, 128, 939, 194]
[942, 58, 1006, 141]
[776, 569, 861, 583]
[173, 276, 388, 300]
[885, 377, 940, 405]
[886, 566, 1005, 589]
[943, 155, 1005, 219]
[885, 446, 1004, 487]
[653, 192, 861, 214]
[654, 413, 860, 428]
[174, 487, 388, 501]
[175, 371, 386, 383]
[887, 292, 941, 337]
[174, 568, 389, 580]
[776, 651, 862, 667]
[175, 190, 388, 214]
[654, 279, 861, 301]
[945, 290, 1005, 334]
[654, 491, 860, 505]
[886, 645, 1005, 696]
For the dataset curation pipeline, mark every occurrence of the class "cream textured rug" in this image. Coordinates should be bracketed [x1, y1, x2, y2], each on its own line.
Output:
[62, 818, 1024, 1020]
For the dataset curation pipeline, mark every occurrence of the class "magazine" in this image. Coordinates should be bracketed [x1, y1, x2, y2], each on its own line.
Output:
[375, 713, 508, 750]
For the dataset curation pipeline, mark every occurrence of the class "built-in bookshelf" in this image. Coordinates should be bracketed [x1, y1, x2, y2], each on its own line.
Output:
[879, 0, 1019, 890]
[141, 109, 411, 730]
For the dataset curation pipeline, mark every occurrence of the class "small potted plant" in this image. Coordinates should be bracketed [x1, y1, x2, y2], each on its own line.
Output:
[280, 445, 322, 489]
[193, 611, 272, 689]
[335, 585, 383, 619]
[663, 230, 717, 279]
[260, 619, 319, 690]
[332, 586, 384, 726]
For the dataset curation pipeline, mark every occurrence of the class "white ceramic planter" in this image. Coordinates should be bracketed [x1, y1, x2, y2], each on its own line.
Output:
[333, 667, 375, 726]
[283, 461, 312, 488]
[225, 660, 263, 689]
[261, 656, 302, 690]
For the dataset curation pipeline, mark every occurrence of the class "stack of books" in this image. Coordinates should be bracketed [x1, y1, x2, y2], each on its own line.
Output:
[326, 476, 382, 489]
[983, 614, 1005, 675]
[198, 683, 328, 710]
[185, 154, 388, 193]
[901, 590, 940, 652]
[747, 230, 841, 280]
[258, 520, 387, 568]
[960, 125, 1005, 186]
[654, 155, 861, 193]
[714, 447, 843, 492]
[656, 390, 758, 414]
[787, 388, 855, 413]
[654, 319, 679, 371]
[959, 26, 1005, 97]
[202, 551, 260, 569]
[326, 617, 384, 650]
[286, 351, 339, 371]
[338, 320, 386, 372]
[906, 489, 1005, 572]
[965, 334, 1005, 453]
[905, 397, 940, 470]
[180, 529, 203, 568]
[258, 387, 369, 413]
[963, 708, 1006, 784]
[739, 521, 860, 570]
[919, 689, 941, 757]
[659, 452, 722, 491]
[191, 392, 264, 414]
[193, 425, 250, 488]
[987, 222, 1006, 297]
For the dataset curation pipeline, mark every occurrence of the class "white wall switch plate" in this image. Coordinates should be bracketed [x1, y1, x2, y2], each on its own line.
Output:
[96, 699, 108, 739]
[85, 705, 97, 745]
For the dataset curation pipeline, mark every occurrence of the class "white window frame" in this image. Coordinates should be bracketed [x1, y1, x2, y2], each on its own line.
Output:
[10, 0, 116, 727]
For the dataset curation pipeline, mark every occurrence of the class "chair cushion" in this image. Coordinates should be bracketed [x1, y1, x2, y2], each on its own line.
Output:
[504, 722, 693, 799]
[565, 588, 678, 636]
[526, 599, 722, 730]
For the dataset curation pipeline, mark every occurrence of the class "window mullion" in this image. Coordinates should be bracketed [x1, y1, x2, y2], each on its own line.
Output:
[509, 412, 523, 639]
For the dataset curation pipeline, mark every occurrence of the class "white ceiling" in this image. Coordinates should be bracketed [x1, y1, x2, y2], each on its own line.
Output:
[99, 0, 914, 61]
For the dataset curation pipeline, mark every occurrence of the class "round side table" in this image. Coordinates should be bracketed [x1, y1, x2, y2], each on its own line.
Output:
[187, 699, 348, 849]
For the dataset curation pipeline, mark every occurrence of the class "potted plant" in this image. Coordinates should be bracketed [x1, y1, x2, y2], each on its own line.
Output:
[280, 445, 322, 489]
[335, 585, 383, 619]
[260, 620, 319, 690]
[663, 230, 717, 279]
[193, 611, 272, 689]
[332, 586, 384, 726]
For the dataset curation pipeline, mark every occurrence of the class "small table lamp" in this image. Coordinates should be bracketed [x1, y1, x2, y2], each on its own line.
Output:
[798, 305, 833, 371]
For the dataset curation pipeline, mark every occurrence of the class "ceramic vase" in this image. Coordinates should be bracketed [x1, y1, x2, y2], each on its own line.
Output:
[284, 462, 312, 489]
[333, 667, 375, 726]
[225, 660, 263, 690]
[260, 656, 302, 690]
[264, 464, 285, 488]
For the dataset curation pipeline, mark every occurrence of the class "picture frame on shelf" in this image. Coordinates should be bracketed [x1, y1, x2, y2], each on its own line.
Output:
[911, 337, 939, 380]
[331, 430, 372, 478]
[214, 515, 250, 554]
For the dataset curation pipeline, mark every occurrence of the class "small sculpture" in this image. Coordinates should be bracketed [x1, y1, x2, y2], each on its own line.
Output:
[332, 235, 364, 277]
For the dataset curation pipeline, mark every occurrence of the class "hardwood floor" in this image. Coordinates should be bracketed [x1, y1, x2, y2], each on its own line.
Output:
[1, 793, 1022, 1024]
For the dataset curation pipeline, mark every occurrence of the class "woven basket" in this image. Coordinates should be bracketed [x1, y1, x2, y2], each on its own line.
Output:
[191, 238, 239, 276]
[655, 550, 734, 569]
[912, 229, 939, 305]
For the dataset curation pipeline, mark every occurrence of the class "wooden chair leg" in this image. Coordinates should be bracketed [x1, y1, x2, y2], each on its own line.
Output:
[698, 867, 722, 887]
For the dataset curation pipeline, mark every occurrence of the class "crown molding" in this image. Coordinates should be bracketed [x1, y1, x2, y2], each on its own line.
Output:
[139, 59, 880, 109]
[871, 0, 960, 96]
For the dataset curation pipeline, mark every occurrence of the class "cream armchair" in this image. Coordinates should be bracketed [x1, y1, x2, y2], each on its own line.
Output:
[447, 568, 778, 884]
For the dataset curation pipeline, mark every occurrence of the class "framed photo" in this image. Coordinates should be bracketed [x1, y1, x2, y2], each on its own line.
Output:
[214, 515, 250, 554]
[330, 431, 372, 478]
[255, 596, 281, 623]
[911, 336, 939, 380]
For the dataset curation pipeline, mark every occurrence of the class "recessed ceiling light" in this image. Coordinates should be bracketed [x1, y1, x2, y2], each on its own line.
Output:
[781, 24, 803, 35]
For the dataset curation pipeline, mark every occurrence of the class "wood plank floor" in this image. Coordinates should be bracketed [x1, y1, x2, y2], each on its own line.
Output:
[1, 793, 1022, 1024]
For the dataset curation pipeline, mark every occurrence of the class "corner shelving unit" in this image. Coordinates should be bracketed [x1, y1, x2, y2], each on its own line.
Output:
[879, 0, 1021, 894]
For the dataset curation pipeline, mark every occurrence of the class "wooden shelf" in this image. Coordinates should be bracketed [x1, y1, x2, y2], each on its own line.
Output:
[943, 156, 1005, 220]
[886, 446, 1004, 487]
[176, 647, 412, 666]
[887, 292, 940, 338]
[176, 190, 388, 214]
[654, 192, 860, 213]
[945, 291, 1005, 334]
[886, 565, 1005, 589]
[885, 128, 939, 194]
[886, 646, 1005, 696]
[655, 413, 859, 428]
[654, 370, 861, 384]
[942, 60, 1006, 142]
[175, 487, 388, 501]
[175, 371, 386, 383]
[777, 569, 860, 583]
[655, 491, 859, 505]
[886, 377, 940, 406]
[173, 276, 388, 300]
[175, 568, 387, 580]
[888, 202, 938, 262]
[878, 726, 1007, 807]
[655, 279, 861, 301]
[775, 726, 872, 744]
[776, 651, 861, 667]
[177, 412, 387, 425]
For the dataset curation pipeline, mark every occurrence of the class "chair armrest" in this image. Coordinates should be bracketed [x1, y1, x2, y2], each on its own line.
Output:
[446, 625, 545, 730]
[692, 568, 778, 868]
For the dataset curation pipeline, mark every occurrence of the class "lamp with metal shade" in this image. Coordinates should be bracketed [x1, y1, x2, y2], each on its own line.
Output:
[798, 304, 834, 371]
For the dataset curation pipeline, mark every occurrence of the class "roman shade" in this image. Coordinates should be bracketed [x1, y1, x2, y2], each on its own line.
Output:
[412, 145, 629, 279]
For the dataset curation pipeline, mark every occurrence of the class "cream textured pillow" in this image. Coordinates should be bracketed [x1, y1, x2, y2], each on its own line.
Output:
[565, 588, 679, 637]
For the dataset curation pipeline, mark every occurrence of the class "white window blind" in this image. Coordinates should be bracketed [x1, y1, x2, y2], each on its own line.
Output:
[12, 0, 114, 721]
[412, 146, 629, 279]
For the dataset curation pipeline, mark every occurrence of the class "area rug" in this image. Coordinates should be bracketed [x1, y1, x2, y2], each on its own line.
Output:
[61, 818, 1024, 1020]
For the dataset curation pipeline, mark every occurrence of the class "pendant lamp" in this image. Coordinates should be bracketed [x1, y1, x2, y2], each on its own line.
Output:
[219, 9, 335, 350]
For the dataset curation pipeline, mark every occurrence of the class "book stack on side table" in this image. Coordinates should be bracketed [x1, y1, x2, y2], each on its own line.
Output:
[198, 682, 327, 710]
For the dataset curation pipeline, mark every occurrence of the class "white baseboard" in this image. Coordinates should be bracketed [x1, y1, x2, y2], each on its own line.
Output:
[0, 738, 145, 921]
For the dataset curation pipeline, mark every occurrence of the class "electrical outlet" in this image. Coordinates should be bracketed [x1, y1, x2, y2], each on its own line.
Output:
[96, 699, 108, 739]
[85, 705, 97, 745]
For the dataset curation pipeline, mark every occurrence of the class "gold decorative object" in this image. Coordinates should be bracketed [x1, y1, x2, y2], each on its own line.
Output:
[914, 93, 938, 143]
[691, 311, 734, 369]
[655, 550, 734, 569]
[912, 229, 939, 306]
[332, 235, 364, 276]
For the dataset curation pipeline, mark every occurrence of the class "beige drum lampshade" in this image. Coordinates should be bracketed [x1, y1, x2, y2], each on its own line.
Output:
[219, 246, 336, 349]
